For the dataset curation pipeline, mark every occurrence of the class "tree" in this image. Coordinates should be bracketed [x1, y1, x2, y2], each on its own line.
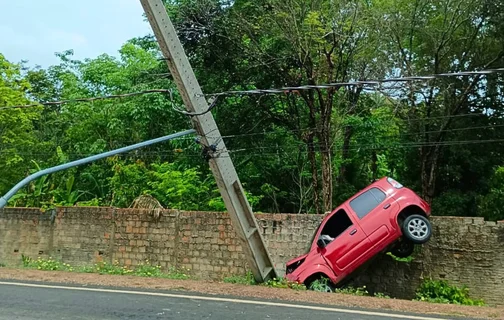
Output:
[376, 0, 504, 202]
[0, 54, 41, 195]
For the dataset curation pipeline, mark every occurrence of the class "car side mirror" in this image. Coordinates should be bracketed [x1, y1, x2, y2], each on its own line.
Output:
[317, 237, 326, 249]
[317, 234, 332, 248]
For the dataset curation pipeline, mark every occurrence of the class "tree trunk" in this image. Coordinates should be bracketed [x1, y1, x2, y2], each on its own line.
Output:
[318, 126, 333, 212]
[306, 134, 321, 214]
[420, 146, 440, 204]
[339, 125, 353, 182]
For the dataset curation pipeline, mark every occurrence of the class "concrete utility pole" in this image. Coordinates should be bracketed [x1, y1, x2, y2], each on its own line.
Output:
[139, 0, 277, 282]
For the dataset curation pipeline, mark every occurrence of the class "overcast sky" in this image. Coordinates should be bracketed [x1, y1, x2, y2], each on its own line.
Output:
[0, 0, 153, 68]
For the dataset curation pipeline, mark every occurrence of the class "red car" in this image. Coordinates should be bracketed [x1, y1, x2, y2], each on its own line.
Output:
[285, 177, 432, 291]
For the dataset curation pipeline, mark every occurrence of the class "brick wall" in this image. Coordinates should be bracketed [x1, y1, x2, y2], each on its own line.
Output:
[0, 207, 503, 305]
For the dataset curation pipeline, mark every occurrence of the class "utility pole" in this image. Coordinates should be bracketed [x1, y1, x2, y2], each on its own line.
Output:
[139, 0, 277, 282]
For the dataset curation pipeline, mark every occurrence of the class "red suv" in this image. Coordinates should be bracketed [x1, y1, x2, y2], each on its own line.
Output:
[285, 177, 432, 291]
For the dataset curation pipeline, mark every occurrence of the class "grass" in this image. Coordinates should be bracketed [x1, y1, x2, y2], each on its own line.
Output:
[19, 256, 484, 307]
[223, 271, 257, 285]
[21, 255, 191, 280]
[224, 272, 306, 290]
[414, 279, 485, 306]
[387, 252, 414, 263]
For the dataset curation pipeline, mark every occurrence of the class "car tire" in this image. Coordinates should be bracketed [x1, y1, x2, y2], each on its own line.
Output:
[402, 214, 432, 244]
[307, 277, 335, 293]
[390, 240, 414, 258]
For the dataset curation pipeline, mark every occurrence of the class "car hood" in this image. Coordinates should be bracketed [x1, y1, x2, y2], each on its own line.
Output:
[285, 253, 309, 266]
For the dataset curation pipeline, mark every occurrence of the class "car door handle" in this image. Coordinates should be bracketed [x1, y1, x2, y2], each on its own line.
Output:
[349, 229, 357, 235]
[383, 203, 391, 209]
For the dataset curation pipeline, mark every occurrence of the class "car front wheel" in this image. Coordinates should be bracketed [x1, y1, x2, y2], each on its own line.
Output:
[307, 277, 335, 293]
[390, 239, 415, 258]
[402, 214, 432, 244]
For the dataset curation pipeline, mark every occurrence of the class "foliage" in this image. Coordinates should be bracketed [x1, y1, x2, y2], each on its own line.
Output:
[415, 280, 485, 306]
[223, 271, 257, 285]
[334, 285, 370, 296]
[387, 252, 414, 263]
[22, 255, 74, 272]
[263, 277, 306, 291]
[478, 166, 504, 221]
[1, 0, 503, 220]
[21, 256, 191, 279]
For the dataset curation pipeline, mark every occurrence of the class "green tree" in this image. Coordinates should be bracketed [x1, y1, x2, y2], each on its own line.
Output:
[0, 54, 42, 195]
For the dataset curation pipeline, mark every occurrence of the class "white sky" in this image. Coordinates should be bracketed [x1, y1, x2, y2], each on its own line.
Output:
[0, 0, 153, 68]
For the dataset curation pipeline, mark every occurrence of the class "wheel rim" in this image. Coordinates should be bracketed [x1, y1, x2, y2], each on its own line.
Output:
[310, 282, 333, 293]
[397, 241, 412, 254]
[407, 218, 429, 241]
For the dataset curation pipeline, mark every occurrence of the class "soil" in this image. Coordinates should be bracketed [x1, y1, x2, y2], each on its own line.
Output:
[0, 268, 503, 319]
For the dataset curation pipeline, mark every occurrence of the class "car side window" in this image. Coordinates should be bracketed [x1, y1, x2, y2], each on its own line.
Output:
[319, 209, 353, 242]
[349, 187, 386, 219]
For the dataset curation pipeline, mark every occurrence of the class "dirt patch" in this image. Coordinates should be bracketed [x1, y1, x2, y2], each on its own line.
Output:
[0, 268, 502, 319]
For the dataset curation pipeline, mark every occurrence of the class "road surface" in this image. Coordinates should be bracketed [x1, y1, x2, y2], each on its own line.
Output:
[0, 281, 470, 320]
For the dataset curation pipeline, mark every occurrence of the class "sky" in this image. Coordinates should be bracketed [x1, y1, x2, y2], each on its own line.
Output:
[0, 0, 154, 68]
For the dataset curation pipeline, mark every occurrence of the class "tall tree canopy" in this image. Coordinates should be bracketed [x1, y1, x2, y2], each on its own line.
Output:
[0, 0, 503, 220]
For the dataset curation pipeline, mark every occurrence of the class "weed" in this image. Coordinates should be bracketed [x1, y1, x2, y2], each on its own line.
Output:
[309, 278, 333, 292]
[93, 261, 133, 275]
[387, 252, 414, 263]
[22, 255, 73, 272]
[132, 260, 163, 277]
[19, 255, 190, 280]
[415, 279, 485, 306]
[335, 285, 370, 296]
[0, 263, 5, 268]
[159, 266, 191, 280]
[223, 271, 256, 285]
[373, 292, 391, 299]
[264, 277, 306, 290]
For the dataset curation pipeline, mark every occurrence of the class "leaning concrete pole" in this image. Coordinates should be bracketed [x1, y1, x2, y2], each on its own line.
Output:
[139, 0, 277, 282]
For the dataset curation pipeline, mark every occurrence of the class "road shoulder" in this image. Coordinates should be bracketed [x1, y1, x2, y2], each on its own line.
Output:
[0, 268, 502, 320]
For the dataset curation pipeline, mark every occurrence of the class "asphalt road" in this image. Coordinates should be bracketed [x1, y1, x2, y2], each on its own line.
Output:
[0, 281, 466, 320]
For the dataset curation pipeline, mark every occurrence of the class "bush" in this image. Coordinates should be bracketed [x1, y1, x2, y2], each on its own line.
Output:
[415, 280, 485, 306]
[223, 271, 257, 285]
[263, 277, 306, 290]
[22, 255, 73, 272]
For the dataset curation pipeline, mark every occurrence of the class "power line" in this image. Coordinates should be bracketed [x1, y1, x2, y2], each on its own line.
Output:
[10, 136, 504, 160]
[203, 68, 504, 97]
[211, 115, 498, 140]
[2, 68, 503, 111]
[226, 138, 504, 155]
[0, 89, 173, 110]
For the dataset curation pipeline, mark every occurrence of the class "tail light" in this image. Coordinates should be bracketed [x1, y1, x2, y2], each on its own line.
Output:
[387, 177, 403, 189]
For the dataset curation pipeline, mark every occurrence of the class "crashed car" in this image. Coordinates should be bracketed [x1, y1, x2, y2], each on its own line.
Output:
[285, 177, 432, 291]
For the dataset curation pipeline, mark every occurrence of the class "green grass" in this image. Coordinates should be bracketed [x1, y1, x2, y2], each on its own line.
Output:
[224, 272, 306, 290]
[20, 255, 483, 307]
[386, 252, 414, 263]
[21, 255, 191, 280]
[414, 279, 485, 306]
[223, 271, 257, 285]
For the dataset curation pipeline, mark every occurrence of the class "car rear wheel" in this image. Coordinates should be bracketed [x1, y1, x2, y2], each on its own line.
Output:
[390, 239, 414, 258]
[402, 214, 432, 244]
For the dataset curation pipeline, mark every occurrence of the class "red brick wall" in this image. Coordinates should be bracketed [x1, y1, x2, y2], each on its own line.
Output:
[1, 207, 503, 305]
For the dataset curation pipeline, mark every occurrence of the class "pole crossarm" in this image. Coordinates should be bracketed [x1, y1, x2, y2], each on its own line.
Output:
[139, 0, 278, 282]
[0, 129, 196, 208]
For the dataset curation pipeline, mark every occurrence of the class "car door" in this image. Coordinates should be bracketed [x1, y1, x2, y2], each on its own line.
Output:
[318, 206, 371, 272]
[348, 186, 400, 247]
